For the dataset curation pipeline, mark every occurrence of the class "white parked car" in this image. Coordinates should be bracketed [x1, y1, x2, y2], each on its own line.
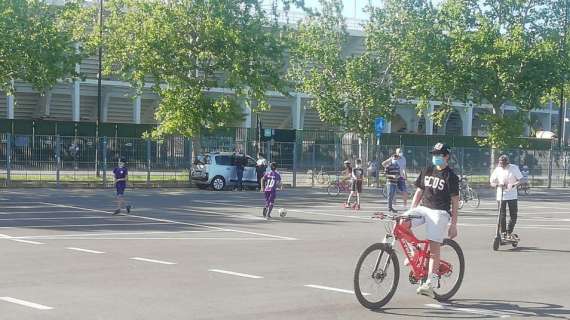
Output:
[191, 152, 259, 191]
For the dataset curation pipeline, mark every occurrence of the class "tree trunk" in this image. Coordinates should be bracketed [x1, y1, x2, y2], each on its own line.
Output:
[191, 133, 202, 160]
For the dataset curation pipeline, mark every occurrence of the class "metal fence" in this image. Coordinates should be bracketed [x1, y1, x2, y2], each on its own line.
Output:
[1, 132, 568, 188]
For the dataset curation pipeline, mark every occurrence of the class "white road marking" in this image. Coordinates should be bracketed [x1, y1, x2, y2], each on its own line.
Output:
[15, 230, 219, 239]
[0, 205, 58, 209]
[0, 297, 53, 310]
[0, 233, 44, 245]
[304, 284, 364, 295]
[178, 207, 267, 221]
[40, 202, 298, 241]
[0, 216, 117, 221]
[66, 247, 104, 254]
[0, 222, 172, 229]
[27, 237, 288, 241]
[0, 210, 87, 215]
[425, 303, 511, 318]
[208, 269, 263, 279]
[130, 257, 177, 265]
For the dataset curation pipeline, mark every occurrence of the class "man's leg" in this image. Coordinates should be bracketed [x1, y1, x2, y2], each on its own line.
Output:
[266, 192, 276, 218]
[237, 169, 244, 190]
[388, 184, 396, 211]
[507, 200, 518, 236]
[499, 200, 508, 235]
[399, 179, 408, 207]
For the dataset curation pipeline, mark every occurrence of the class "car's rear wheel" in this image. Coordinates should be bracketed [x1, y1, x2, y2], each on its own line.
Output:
[211, 176, 226, 191]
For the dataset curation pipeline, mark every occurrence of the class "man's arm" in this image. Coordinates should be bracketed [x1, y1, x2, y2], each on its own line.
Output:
[381, 157, 392, 168]
[489, 168, 498, 187]
[411, 188, 423, 208]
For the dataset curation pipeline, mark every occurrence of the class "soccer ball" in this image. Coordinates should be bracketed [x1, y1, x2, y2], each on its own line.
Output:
[278, 208, 287, 218]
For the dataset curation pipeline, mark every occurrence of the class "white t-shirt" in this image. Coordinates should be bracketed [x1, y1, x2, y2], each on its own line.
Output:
[256, 158, 268, 167]
[490, 164, 523, 201]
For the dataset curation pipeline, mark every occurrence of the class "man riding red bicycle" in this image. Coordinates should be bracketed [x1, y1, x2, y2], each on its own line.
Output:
[402, 142, 459, 298]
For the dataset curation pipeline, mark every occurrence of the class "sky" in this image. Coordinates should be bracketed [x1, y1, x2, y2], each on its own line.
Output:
[261, 0, 443, 20]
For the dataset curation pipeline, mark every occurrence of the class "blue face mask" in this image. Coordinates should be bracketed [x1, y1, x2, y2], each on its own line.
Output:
[432, 156, 444, 167]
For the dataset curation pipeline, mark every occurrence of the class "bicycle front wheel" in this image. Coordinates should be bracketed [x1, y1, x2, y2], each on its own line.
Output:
[327, 183, 340, 197]
[354, 243, 400, 309]
[434, 239, 465, 301]
[467, 189, 480, 208]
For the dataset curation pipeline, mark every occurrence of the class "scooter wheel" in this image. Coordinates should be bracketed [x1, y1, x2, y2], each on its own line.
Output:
[493, 237, 500, 251]
[512, 241, 518, 248]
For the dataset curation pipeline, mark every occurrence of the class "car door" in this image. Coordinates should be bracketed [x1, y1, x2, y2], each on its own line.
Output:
[215, 155, 236, 185]
[244, 156, 257, 184]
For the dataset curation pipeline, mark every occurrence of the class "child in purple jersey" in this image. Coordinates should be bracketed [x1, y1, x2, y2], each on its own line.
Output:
[112, 158, 131, 215]
[261, 162, 281, 219]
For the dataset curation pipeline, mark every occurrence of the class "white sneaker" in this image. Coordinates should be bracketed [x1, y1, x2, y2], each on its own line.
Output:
[416, 282, 435, 299]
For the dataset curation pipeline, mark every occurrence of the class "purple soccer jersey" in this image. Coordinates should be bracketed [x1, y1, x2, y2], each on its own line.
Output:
[113, 167, 128, 193]
[263, 171, 281, 206]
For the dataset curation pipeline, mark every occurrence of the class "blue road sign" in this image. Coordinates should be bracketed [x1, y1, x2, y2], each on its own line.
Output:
[374, 117, 385, 138]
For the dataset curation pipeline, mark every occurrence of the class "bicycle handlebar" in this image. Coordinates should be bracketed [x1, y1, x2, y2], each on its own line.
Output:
[371, 212, 423, 221]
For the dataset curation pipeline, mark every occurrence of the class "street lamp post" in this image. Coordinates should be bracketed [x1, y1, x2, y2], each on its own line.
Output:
[96, 0, 103, 177]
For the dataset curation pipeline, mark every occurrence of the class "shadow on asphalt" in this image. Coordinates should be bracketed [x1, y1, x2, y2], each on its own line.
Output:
[374, 299, 570, 319]
[507, 246, 570, 254]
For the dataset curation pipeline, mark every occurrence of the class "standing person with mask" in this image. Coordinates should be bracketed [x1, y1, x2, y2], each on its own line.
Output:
[490, 155, 523, 241]
[383, 155, 401, 213]
[112, 158, 131, 215]
[402, 143, 459, 298]
[342, 160, 353, 208]
[346, 159, 365, 210]
[383, 148, 408, 208]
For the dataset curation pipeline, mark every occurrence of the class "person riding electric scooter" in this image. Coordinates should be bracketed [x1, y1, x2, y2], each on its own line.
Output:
[490, 155, 523, 250]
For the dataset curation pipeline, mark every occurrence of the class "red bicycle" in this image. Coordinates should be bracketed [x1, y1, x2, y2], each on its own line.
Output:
[354, 212, 465, 309]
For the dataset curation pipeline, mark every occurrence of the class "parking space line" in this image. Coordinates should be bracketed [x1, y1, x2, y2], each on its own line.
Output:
[66, 247, 105, 254]
[0, 216, 119, 221]
[15, 230, 219, 239]
[130, 257, 177, 265]
[0, 222, 173, 229]
[0, 233, 45, 245]
[425, 303, 511, 318]
[208, 269, 263, 279]
[0, 296, 53, 310]
[0, 210, 88, 215]
[177, 208, 267, 221]
[304, 284, 362, 295]
[40, 202, 298, 241]
[27, 237, 291, 241]
[0, 205, 58, 209]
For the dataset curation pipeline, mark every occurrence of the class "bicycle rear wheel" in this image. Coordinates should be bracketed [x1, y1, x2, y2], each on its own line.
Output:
[354, 243, 400, 309]
[434, 239, 465, 301]
[327, 183, 340, 197]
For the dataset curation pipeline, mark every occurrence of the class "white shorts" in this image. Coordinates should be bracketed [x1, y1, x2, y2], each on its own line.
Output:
[405, 206, 450, 243]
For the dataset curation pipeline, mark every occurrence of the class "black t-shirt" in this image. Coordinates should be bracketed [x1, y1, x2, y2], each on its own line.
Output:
[415, 166, 459, 213]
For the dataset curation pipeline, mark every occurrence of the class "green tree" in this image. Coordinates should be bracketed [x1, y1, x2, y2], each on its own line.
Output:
[0, 0, 92, 95]
[288, 0, 395, 138]
[103, 0, 291, 152]
[366, 0, 563, 149]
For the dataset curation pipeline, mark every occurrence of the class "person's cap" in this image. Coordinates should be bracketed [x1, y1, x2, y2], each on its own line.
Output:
[430, 143, 450, 155]
[118, 158, 126, 163]
[344, 160, 351, 164]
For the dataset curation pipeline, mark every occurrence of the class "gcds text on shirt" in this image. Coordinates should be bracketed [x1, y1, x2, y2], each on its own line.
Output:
[424, 176, 445, 191]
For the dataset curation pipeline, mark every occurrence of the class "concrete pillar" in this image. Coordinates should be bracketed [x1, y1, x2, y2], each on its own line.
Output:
[102, 91, 111, 122]
[72, 81, 80, 121]
[241, 99, 252, 128]
[425, 103, 434, 135]
[72, 47, 80, 122]
[133, 95, 141, 124]
[7, 80, 14, 119]
[463, 104, 473, 136]
[524, 112, 531, 136]
[292, 94, 302, 130]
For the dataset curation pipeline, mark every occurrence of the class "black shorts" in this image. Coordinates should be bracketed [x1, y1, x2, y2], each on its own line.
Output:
[352, 180, 363, 193]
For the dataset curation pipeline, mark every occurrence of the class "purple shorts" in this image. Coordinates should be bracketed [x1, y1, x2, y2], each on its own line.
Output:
[264, 191, 276, 206]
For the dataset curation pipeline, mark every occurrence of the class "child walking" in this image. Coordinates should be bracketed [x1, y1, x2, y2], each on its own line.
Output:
[261, 162, 281, 219]
[113, 158, 131, 215]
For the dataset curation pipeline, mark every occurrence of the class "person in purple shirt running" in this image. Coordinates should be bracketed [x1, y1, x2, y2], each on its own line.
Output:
[112, 158, 131, 215]
[261, 162, 281, 219]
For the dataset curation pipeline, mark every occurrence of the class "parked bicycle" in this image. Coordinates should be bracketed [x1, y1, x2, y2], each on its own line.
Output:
[458, 177, 480, 209]
[354, 212, 465, 309]
[327, 178, 352, 197]
[315, 166, 330, 185]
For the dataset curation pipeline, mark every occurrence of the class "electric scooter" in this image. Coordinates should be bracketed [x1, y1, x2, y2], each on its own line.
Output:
[492, 184, 520, 251]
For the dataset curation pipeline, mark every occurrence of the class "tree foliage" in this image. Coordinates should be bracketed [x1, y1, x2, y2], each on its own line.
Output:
[365, 0, 564, 148]
[103, 0, 291, 138]
[0, 0, 92, 95]
[288, 0, 394, 137]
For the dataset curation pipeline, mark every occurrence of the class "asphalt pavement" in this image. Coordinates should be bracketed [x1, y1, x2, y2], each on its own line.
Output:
[1, 186, 569, 319]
